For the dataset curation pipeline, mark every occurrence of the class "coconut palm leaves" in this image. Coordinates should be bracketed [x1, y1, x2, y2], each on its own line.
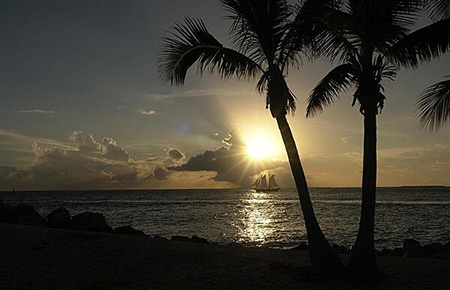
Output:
[424, 0, 450, 21]
[223, 0, 290, 63]
[389, 17, 450, 68]
[307, 0, 450, 116]
[306, 64, 356, 117]
[159, 0, 340, 118]
[418, 76, 450, 131]
[417, 1, 450, 131]
[159, 17, 262, 85]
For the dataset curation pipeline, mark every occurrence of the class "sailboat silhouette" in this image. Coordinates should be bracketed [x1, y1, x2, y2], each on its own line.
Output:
[252, 172, 280, 192]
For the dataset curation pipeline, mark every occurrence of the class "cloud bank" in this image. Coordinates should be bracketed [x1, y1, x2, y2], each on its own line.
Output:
[2, 127, 448, 190]
[170, 130, 287, 187]
[0, 131, 146, 190]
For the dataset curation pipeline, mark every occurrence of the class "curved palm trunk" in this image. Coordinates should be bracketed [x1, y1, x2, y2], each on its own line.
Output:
[348, 110, 378, 281]
[276, 116, 343, 275]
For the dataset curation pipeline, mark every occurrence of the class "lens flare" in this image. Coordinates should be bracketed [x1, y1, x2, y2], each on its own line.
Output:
[245, 134, 276, 160]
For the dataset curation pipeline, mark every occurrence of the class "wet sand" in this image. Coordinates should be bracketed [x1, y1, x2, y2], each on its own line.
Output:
[0, 223, 449, 290]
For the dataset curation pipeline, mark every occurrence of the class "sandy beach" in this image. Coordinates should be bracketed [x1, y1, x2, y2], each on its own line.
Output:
[1, 223, 449, 290]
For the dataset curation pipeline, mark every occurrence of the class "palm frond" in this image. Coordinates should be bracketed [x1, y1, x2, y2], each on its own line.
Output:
[417, 75, 450, 131]
[388, 17, 450, 68]
[349, 0, 420, 30]
[280, 0, 344, 69]
[312, 9, 360, 62]
[347, 0, 421, 54]
[373, 55, 397, 82]
[306, 64, 356, 117]
[158, 17, 262, 85]
[424, 0, 450, 21]
[390, 0, 422, 28]
[221, 0, 291, 64]
[256, 70, 271, 94]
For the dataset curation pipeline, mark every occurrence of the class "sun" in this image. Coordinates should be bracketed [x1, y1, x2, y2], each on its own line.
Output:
[245, 134, 277, 160]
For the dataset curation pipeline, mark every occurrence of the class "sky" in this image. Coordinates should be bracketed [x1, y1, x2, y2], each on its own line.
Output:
[0, 0, 449, 191]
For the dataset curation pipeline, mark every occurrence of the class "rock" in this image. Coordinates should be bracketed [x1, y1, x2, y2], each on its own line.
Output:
[171, 236, 193, 243]
[378, 248, 402, 257]
[47, 207, 71, 229]
[293, 242, 309, 251]
[403, 239, 423, 257]
[114, 226, 147, 237]
[0, 203, 16, 223]
[432, 252, 450, 260]
[332, 244, 349, 254]
[191, 235, 209, 244]
[14, 204, 47, 227]
[422, 243, 445, 258]
[71, 212, 113, 233]
[378, 248, 390, 256]
[170, 235, 209, 244]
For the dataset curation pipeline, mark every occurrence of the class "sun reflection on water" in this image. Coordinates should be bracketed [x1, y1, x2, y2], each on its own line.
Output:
[239, 190, 275, 245]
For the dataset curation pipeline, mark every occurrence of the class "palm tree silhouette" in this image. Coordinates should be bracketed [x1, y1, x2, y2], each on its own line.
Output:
[418, 1, 450, 131]
[159, 0, 343, 274]
[306, 0, 450, 280]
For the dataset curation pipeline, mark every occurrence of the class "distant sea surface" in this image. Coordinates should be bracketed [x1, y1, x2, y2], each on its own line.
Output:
[2, 187, 449, 249]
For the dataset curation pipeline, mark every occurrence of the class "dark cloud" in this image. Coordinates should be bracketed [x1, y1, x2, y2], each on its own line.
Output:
[102, 137, 131, 162]
[153, 166, 171, 181]
[69, 131, 131, 161]
[70, 131, 102, 153]
[167, 148, 185, 161]
[170, 130, 286, 187]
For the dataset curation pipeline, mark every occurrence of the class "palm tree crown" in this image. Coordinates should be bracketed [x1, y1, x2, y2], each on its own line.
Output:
[306, 0, 450, 117]
[159, 0, 338, 118]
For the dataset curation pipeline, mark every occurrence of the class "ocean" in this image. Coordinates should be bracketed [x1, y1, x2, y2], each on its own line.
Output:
[1, 187, 449, 250]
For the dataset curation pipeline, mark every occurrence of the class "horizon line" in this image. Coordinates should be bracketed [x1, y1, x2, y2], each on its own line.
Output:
[1, 185, 448, 193]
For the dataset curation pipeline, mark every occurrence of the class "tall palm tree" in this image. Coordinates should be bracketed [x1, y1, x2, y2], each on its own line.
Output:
[418, 1, 450, 131]
[158, 0, 343, 274]
[305, 0, 450, 280]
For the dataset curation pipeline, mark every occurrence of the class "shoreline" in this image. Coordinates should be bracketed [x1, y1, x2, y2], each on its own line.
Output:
[1, 223, 450, 289]
[1, 202, 449, 258]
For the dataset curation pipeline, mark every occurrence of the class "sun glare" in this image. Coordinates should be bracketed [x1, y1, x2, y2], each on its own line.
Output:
[246, 134, 276, 160]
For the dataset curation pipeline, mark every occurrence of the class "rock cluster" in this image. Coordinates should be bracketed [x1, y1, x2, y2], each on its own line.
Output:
[0, 203, 47, 227]
[115, 226, 147, 237]
[171, 235, 209, 244]
[375, 239, 450, 259]
[292, 239, 450, 259]
[0, 202, 145, 237]
[1, 202, 211, 243]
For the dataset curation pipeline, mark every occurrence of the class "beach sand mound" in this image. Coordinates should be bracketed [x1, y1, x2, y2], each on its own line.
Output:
[0, 223, 449, 290]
